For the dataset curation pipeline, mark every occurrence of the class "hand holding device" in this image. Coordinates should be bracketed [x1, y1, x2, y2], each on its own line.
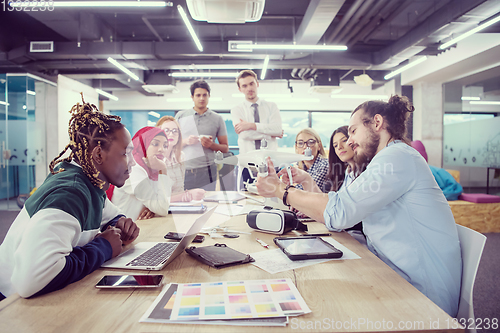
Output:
[258, 162, 268, 177]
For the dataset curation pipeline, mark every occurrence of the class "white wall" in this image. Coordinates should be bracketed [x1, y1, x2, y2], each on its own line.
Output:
[57, 75, 99, 153]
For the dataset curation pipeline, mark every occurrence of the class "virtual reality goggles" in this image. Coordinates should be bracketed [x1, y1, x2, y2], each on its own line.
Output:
[246, 206, 308, 235]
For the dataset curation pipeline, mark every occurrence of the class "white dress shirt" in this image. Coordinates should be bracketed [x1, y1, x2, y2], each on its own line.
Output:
[324, 141, 462, 317]
[231, 98, 282, 154]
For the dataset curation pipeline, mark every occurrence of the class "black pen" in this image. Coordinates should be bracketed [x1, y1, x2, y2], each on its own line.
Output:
[301, 233, 332, 237]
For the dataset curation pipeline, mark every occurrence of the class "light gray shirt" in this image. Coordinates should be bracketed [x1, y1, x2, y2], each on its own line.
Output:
[175, 108, 227, 170]
[324, 141, 462, 317]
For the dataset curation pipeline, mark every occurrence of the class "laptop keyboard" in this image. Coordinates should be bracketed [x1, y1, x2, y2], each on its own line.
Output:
[126, 242, 177, 267]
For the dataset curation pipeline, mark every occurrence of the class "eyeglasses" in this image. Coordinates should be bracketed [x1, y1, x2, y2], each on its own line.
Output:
[164, 128, 179, 135]
[295, 139, 317, 148]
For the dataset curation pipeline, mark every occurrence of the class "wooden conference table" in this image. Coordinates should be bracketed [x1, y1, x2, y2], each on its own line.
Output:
[0, 195, 463, 332]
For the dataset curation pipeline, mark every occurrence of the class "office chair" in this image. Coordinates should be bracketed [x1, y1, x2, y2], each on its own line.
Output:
[456, 225, 487, 333]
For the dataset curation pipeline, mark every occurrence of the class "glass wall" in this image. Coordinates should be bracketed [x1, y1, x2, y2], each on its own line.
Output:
[0, 74, 47, 209]
[443, 82, 500, 194]
[110, 109, 353, 156]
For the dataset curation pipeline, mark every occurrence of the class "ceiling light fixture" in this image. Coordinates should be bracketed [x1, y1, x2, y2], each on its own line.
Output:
[353, 73, 373, 86]
[469, 101, 500, 105]
[177, 5, 203, 52]
[148, 111, 161, 118]
[260, 55, 270, 80]
[95, 89, 119, 101]
[171, 64, 260, 70]
[0, 101, 9, 106]
[9, 1, 170, 7]
[170, 72, 238, 78]
[27, 90, 36, 96]
[461, 96, 481, 101]
[439, 14, 500, 50]
[235, 44, 347, 51]
[107, 57, 140, 81]
[384, 56, 428, 80]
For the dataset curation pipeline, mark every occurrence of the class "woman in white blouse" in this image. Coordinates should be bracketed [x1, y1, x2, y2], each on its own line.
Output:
[156, 116, 205, 201]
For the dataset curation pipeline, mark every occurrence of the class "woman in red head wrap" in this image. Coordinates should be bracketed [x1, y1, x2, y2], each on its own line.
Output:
[112, 126, 174, 220]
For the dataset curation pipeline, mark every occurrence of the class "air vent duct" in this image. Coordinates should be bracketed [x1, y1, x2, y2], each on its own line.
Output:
[30, 41, 54, 53]
[187, 0, 265, 23]
[308, 70, 340, 94]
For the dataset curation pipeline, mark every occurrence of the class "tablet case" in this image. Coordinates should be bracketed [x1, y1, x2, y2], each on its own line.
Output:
[185, 243, 255, 269]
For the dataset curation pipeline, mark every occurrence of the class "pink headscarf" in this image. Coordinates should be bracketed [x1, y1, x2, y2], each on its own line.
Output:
[132, 126, 167, 181]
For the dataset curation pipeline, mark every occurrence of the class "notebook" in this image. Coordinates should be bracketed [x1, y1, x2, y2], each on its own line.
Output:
[101, 206, 216, 271]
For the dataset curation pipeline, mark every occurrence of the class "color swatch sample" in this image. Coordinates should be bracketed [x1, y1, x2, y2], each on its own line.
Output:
[227, 285, 246, 294]
[228, 295, 249, 303]
[182, 287, 201, 296]
[168, 278, 311, 321]
[204, 306, 225, 316]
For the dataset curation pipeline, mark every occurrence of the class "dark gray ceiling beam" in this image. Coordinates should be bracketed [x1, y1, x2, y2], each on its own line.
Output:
[9, 41, 372, 68]
[373, 0, 488, 65]
[23, 50, 372, 71]
[294, 0, 345, 44]
[361, 0, 414, 43]
[342, 0, 393, 46]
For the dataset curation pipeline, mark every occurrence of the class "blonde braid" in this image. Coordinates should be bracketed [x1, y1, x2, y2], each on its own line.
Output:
[49, 93, 122, 189]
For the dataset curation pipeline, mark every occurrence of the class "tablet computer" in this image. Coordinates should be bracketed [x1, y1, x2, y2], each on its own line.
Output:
[273, 236, 343, 261]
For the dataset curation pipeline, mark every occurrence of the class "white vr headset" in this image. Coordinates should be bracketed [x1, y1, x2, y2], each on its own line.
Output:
[246, 206, 308, 235]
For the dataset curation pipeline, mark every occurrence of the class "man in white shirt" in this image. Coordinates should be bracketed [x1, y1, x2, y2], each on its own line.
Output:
[231, 70, 283, 183]
[256, 95, 462, 317]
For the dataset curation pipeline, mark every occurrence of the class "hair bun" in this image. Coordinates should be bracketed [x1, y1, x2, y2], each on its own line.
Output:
[388, 95, 414, 114]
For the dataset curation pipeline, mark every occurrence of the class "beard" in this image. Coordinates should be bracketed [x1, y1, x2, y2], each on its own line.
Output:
[353, 128, 380, 168]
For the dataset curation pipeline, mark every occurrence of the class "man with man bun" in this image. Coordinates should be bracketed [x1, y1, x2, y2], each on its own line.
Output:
[256, 95, 462, 317]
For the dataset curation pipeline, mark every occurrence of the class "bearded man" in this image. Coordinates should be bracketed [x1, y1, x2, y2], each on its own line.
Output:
[256, 95, 462, 318]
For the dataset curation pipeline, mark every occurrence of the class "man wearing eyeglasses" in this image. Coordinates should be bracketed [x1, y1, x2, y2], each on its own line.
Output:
[231, 70, 283, 184]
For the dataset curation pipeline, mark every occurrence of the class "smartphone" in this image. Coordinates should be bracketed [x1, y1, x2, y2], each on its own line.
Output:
[164, 232, 205, 243]
[95, 275, 163, 288]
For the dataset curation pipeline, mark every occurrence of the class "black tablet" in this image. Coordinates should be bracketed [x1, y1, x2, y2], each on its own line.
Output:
[273, 236, 343, 261]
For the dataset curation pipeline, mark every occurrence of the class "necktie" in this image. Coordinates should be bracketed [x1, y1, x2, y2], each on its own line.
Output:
[252, 103, 260, 150]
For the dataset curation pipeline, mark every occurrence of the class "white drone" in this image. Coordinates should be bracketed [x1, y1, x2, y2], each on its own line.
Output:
[214, 139, 313, 204]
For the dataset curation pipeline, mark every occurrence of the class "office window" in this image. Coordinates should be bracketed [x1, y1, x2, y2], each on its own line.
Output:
[311, 112, 352, 148]
[279, 111, 309, 148]
[218, 112, 239, 155]
[111, 110, 175, 137]
[444, 113, 494, 126]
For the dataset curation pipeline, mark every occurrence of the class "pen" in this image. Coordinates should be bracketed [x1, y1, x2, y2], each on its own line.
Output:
[256, 238, 269, 249]
[301, 233, 332, 237]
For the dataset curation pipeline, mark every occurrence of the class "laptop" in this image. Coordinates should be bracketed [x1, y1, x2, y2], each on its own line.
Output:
[101, 206, 216, 271]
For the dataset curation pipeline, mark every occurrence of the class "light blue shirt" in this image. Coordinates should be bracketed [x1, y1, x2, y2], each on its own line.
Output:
[324, 141, 462, 317]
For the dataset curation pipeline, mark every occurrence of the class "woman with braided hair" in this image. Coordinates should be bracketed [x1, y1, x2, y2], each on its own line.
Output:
[0, 94, 139, 300]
